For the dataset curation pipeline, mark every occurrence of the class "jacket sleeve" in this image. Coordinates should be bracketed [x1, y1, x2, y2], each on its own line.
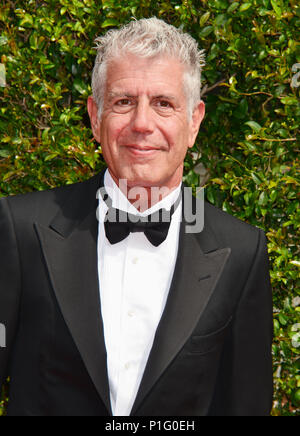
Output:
[209, 229, 274, 416]
[0, 198, 21, 388]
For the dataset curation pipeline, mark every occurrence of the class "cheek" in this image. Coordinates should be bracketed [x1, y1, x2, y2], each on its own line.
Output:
[160, 121, 190, 153]
[100, 116, 128, 146]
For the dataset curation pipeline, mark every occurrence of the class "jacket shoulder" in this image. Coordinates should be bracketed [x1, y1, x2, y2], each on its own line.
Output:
[1, 173, 101, 224]
[204, 201, 265, 250]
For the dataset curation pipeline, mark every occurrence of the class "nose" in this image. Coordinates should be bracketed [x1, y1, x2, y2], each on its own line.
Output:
[131, 98, 154, 134]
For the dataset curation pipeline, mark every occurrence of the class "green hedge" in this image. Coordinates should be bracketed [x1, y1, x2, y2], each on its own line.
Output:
[0, 0, 299, 416]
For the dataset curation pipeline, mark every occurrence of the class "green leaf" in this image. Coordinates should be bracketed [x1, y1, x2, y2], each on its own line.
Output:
[251, 172, 264, 185]
[211, 0, 228, 10]
[199, 26, 214, 38]
[200, 12, 210, 27]
[227, 2, 239, 14]
[215, 14, 228, 27]
[258, 191, 268, 206]
[206, 187, 215, 205]
[0, 149, 10, 158]
[239, 3, 252, 12]
[245, 121, 262, 133]
[73, 79, 88, 95]
[19, 13, 34, 27]
[280, 97, 298, 106]
[240, 141, 257, 152]
[271, 0, 282, 17]
[44, 153, 59, 162]
[2, 171, 15, 182]
[270, 190, 278, 203]
[101, 19, 119, 28]
[278, 313, 289, 326]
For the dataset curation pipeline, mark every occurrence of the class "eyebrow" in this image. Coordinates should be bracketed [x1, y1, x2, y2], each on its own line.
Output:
[107, 92, 135, 102]
[107, 92, 177, 102]
[154, 95, 177, 101]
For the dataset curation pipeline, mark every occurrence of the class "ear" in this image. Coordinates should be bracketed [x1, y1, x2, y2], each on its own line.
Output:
[87, 96, 101, 143]
[188, 100, 205, 149]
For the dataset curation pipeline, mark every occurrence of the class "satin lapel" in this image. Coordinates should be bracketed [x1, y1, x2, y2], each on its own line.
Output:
[131, 210, 231, 415]
[34, 172, 112, 415]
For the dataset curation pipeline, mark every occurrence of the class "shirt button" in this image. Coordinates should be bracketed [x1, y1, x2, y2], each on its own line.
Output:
[132, 257, 139, 265]
[128, 310, 135, 317]
[124, 362, 130, 370]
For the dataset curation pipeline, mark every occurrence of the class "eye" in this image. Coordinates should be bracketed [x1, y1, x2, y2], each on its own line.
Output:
[113, 98, 135, 113]
[154, 99, 175, 112]
[157, 100, 172, 108]
[116, 98, 132, 106]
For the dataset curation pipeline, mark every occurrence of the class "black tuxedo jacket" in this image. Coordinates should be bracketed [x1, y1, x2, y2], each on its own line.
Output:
[0, 170, 273, 416]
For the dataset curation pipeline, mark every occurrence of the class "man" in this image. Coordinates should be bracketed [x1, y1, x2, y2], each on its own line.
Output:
[0, 18, 273, 416]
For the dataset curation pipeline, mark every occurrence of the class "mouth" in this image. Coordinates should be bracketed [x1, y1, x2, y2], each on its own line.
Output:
[123, 144, 162, 157]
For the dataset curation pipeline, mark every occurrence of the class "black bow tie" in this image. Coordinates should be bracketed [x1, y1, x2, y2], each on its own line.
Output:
[99, 182, 181, 247]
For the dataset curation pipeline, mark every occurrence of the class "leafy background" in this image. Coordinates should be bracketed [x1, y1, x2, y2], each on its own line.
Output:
[0, 0, 299, 416]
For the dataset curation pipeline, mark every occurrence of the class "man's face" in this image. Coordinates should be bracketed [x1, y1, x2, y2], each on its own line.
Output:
[88, 54, 205, 190]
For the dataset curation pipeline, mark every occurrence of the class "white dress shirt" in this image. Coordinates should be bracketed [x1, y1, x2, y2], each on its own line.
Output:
[97, 169, 182, 416]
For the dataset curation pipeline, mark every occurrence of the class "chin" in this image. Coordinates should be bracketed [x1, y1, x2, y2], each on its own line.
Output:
[126, 177, 159, 189]
[120, 167, 160, 188]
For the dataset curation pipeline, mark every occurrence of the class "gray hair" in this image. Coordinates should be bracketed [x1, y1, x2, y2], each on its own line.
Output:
[91, 17, 205, 120]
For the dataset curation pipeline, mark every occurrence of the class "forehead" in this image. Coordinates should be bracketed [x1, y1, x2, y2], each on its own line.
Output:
[105, 54, 186, 97]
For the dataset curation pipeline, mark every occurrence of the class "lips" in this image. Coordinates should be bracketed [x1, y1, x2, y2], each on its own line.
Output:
[123, 144, 161, 156]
